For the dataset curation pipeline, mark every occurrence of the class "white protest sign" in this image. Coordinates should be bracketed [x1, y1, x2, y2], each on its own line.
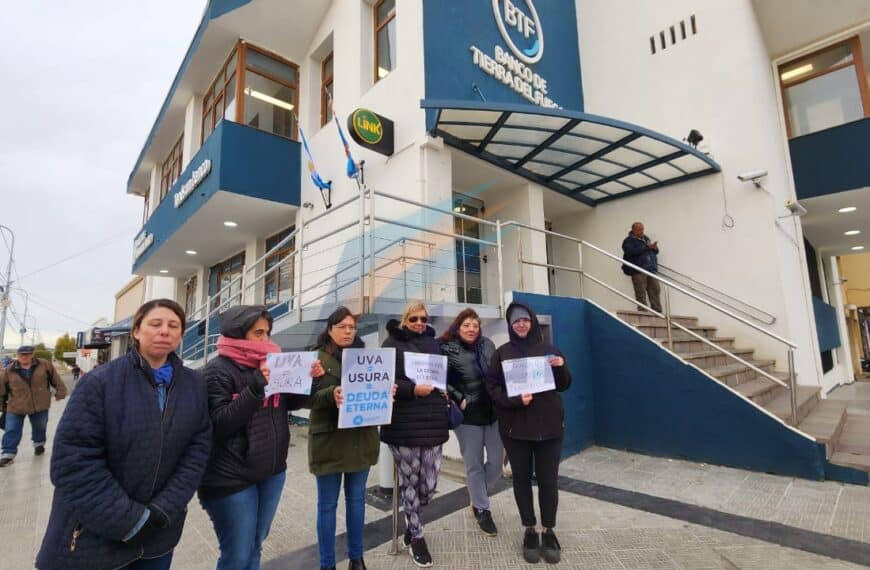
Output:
[403, 352, 448, 391]
[502, 357, 555, 397]
[264, 351, 318, 397]
[338, 348, 396, 429]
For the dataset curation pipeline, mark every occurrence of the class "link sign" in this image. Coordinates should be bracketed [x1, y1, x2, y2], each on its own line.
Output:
[348, 108, 394, 156]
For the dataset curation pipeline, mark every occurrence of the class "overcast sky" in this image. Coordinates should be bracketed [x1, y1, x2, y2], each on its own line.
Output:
[0, 1, 207, 349]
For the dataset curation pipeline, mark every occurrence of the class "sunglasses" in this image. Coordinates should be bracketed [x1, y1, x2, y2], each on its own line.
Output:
[408, 316, 428, 324]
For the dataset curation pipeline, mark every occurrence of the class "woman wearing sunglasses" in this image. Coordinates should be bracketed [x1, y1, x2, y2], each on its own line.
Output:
[380, 301, 448, 568]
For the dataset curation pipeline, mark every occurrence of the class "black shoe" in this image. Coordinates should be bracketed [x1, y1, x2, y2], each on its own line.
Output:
[320, 567, 336, 570]
[403, 527, 412, 548]
[348, 559, 367, 570]
[541, 528, 561, 564]
[473, 507, 498, 536]
[0, 458, 13, 468]
[409, 537, 433, 567]
[523, 527, 540, 563]
[35, 445, 45, 456]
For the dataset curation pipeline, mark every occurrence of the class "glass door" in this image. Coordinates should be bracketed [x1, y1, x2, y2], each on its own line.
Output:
[453, 193, 484, 304]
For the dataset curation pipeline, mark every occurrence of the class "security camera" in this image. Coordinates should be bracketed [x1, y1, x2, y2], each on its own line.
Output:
[737, 170, 768, 184]
[785, 199, 807, 216]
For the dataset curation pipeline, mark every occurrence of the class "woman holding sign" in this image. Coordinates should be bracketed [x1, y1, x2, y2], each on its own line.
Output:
[487, 302, 572, 565]
[198, 305, 323, 570]
[380, 301, 448, 568]
[309, 306, 385, 570]
[439, 308, 501, 537]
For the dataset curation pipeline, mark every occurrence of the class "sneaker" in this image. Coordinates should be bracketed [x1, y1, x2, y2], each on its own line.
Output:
[541, 528, 561, 564]
[403, 527, 412, 548]
[0, 457, 13, 468]
[522, 527, 540, 563]
[409, 537, 433, 568]
[35, 445, 45, 456]
[348, 559, 367, 570]
[473, 507, 498, 537]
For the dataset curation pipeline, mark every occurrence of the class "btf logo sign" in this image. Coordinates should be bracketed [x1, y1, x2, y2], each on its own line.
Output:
[492, 0, 543, 65]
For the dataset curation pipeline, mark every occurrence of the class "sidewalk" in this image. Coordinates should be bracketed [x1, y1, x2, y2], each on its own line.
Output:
[1, 374, 868, 569]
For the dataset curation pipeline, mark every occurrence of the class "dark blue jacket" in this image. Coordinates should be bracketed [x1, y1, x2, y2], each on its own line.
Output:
[621, 233, 659, 275]
[36, 351, 211, 570]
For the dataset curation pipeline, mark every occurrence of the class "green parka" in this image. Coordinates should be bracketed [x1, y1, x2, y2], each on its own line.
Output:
[308, 343, 380, 476]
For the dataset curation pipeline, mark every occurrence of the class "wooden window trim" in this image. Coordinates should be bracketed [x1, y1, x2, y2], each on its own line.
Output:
[374, 0, 397, 83]
[778, 36, 870, 138]
[201, 44, 241, 144]
[263, 226, 296, 304]
[321, 52, 334, 127]
[159, 133, 184, 201]
[243, 43, 300, 140]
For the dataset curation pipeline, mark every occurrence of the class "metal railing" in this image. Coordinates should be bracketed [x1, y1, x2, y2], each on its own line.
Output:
[501, 219, 800, 426]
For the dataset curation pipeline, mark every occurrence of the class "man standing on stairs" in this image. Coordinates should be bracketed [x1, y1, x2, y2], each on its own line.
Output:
[622, 222, 662, 313]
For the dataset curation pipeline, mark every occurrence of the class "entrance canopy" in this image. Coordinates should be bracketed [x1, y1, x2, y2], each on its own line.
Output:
[422, 100, 720, 206]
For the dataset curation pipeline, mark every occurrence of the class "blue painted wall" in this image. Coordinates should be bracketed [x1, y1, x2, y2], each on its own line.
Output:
[789, 117, 870, 200]
[813, 296, 842, 352]
[511, 292, 832, 480]
[133, 121, 301, 272]
[422, 0, 584, 110]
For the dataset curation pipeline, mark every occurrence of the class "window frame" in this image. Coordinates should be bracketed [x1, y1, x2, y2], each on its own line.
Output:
[263, 226, 296, 306]
[209, 251, 246, 310]
[321, 51, 334, 127]
[778, 36, 870, 138]
[184, 275, 198, 317]
[159, 133, 184, 202]
[201, 46, 241, 144]
[243, 43, 300, 141]
[374, 0, 397, 83]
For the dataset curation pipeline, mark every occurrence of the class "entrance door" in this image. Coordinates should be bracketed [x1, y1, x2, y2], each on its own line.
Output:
[545, 220, 556, 295]
[453, 193, 484, 304]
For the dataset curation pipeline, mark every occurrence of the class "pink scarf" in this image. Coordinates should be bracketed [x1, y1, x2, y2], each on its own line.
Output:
[217, 336, 282, 408]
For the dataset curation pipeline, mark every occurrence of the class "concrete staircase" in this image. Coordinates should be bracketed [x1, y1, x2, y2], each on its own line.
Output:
[617, 310, 868, 472]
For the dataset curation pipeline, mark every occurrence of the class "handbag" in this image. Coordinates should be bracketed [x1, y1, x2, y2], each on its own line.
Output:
[447, 399, 464, 429]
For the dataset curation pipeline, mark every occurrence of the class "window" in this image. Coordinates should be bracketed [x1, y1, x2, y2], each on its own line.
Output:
[208, 252, 245, 311]
[263, 227, 296, 306]
[159, 134, 184, 201]
[374, 0, 396, 82]
[142, 193, 150, 225]
[779, 37, 870, 138]
[321, 52, 334, 126]
[202, 48, 238, 143]
[453, 193, 484, 304]
[184, 275, 198, 317]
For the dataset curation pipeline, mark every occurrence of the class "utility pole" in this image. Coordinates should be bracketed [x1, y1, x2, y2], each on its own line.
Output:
[17, 289, 29, 346]
[0, 224, 14, 352]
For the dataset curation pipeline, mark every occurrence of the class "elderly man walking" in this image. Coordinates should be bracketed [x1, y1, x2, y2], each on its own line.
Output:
[0, 345, 67, 467]
[621, 222, 662, 313]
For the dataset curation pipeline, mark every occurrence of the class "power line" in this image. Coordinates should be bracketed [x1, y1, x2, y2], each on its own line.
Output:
[25, 295, 92, 327]
[18, 231, 129, 280]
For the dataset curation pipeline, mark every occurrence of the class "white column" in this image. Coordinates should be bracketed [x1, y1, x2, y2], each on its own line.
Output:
[182, 95, 203, 169]
[828, 256, 856, 386]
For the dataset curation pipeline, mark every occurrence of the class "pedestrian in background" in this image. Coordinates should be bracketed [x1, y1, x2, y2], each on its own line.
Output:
[487, 302, 572, 564]
[36, 299, 211, 570]
[621, 221, 661, 312]
[0, 344, 67, 467]
[439, 308, 501, 537]
[198, 305, 323, 570]
[380, 301, 448, 568]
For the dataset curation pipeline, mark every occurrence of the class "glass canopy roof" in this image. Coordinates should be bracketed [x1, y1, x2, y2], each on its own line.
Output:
[422, 100, 721, 206]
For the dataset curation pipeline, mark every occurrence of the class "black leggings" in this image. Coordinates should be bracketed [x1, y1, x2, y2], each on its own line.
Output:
[501, 435, 562, 529]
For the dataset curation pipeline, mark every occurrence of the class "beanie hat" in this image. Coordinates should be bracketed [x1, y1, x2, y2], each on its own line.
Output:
[509, 307, 531, 325]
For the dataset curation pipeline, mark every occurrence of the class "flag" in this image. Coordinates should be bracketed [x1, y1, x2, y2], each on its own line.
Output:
[332, 101, 360, 179]
[299, 126, 331, 191]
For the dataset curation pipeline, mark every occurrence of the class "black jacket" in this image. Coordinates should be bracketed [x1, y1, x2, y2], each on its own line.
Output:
[380, 319, 449, 448]
[487, 302, 572, 442]
[621, 233, 659, 275]
[198, 355, 308, 500]
[36, 351, 211, 570]
[441, 336, 497, 426]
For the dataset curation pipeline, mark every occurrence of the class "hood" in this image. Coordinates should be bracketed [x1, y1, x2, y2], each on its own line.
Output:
[386, 318, 436, 341]
[219, 305, 271, 339]
[505, 302, 543, 345]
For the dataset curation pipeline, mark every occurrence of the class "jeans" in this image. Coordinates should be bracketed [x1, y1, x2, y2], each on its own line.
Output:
[316, 468, 370, 568]
[122, 552, 173, 570]
[502, 435, 562, 529]
[1, 410, 49, 458]
[201, 471, 287, 570]
[454, 422, 503, 511]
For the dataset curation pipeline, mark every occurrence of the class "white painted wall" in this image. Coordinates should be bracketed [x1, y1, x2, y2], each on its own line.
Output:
[572, 0, 823, 385]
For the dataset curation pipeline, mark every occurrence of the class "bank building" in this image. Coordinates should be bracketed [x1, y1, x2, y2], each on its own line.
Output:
[103, 0, 870, 484]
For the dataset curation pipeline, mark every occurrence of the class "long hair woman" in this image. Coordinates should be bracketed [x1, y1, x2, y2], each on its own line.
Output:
[36, 299, 211, 570]
[439, 308, 501, 537]
[198, 305, 323, 570]
[380, 301, 448, 568]
[487, 302, 572, 564]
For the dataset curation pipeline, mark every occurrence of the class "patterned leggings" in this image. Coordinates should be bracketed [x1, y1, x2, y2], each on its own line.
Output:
[389, 445, 442, 539]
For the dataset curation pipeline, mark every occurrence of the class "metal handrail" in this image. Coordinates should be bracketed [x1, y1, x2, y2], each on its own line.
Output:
[658, 263, 776, 326]
[372, 189, 499, 227]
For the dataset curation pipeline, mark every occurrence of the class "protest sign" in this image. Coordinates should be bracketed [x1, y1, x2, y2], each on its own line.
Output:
[338, 348, 396, 429]
[502, 357, 555, 397]
[404, 352, 448, 391]
[264, 351, 319, 397]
